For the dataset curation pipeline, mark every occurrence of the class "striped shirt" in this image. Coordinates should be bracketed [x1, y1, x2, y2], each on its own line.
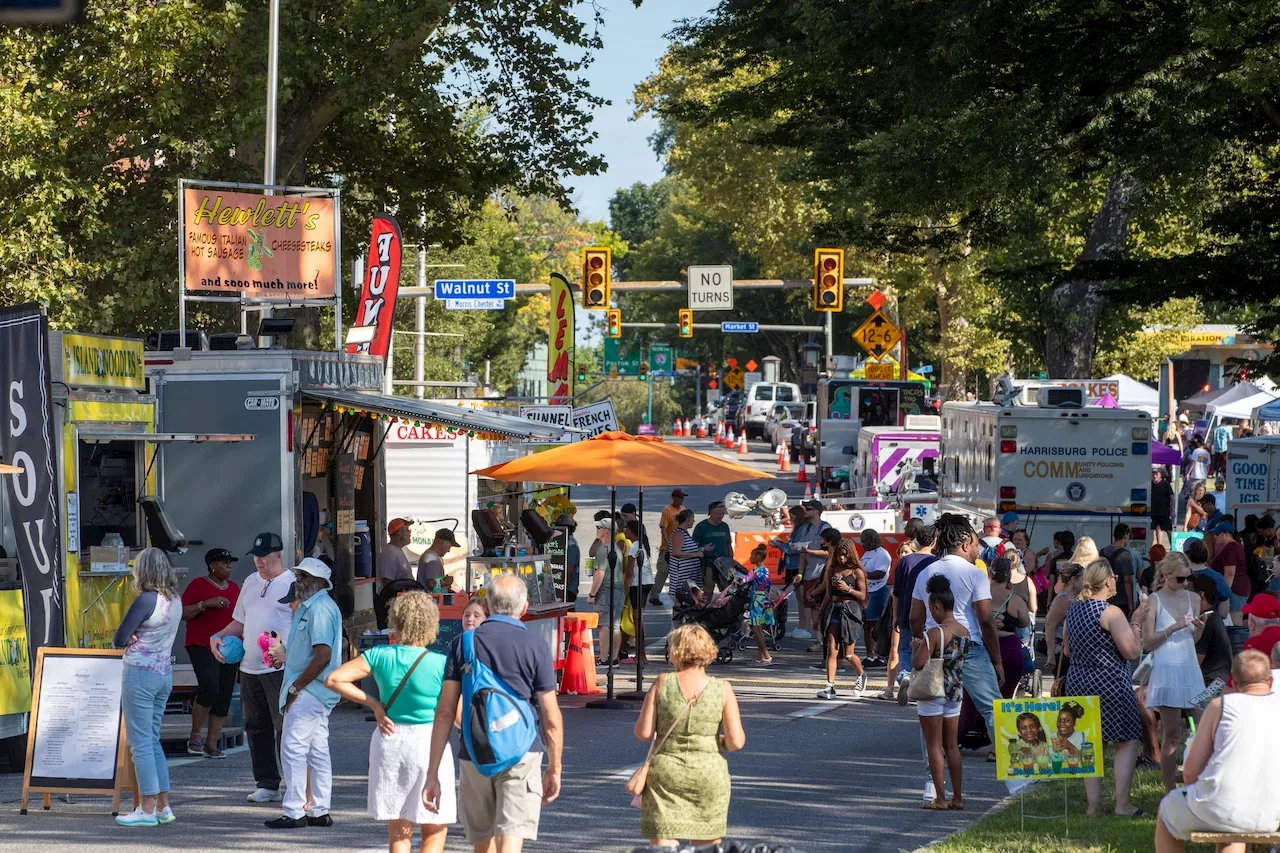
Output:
[667, 527, 704, 592]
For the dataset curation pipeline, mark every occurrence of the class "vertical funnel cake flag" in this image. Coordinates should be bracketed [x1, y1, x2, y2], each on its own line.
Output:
[346, 214, 403, 359]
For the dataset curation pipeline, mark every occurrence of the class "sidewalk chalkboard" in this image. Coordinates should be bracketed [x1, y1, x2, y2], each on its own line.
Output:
[20, 647, 137, 815]
[545, 528, 568, 601]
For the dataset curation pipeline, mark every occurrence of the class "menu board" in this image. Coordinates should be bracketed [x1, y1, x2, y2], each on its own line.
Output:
[430, 618, 464, 654]
[21, 648, 136, 815]
[544, 528, 568, 602]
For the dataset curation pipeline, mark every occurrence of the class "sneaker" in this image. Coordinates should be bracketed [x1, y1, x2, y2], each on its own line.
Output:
[157, 806, 176, 825]
[186, 739, 204, 756]
[306, 814, 334, 827]
[897, 679, 911, 706]
[853, 672, 867, 699]
[264, 815, 308, 829]
[791, 629, 813, 640]
[203, 746, 226, 759]
[648, 597, 663, 607]
[247, 787, 284, 803]
[864, 657, 887, 668]
[755, 658, 776, 667]
[807, 642, 823, 653]
[923, 780, 937, 802]
[115, 807, 158, 827]
[816, 684, 838, 700]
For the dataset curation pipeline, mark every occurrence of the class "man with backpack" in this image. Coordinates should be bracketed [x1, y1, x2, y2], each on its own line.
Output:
[424, 573, 562, 852]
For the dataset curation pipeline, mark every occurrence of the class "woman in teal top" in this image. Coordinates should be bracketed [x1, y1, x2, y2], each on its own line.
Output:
[326, 591, 452, 853]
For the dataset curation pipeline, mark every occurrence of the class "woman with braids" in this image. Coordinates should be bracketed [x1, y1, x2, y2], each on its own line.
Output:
[813, 528, 868, 700]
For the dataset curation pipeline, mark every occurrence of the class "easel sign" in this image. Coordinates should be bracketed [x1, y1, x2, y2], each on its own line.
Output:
[20, 648, 138, 815]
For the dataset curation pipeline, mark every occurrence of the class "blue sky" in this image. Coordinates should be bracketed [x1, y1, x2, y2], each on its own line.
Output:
[565, 0, 716, 225]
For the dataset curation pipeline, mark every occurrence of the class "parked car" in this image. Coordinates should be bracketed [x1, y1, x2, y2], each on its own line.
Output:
[736, 382, 802, 440]
[720, 390, 746, 428]
[788, 401, 818, 462]
[763, 402, 807, 450]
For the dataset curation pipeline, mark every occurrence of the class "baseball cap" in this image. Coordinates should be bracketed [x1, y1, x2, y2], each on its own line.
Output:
[278, 582, 299, 605]
[1242, 625, 1280, 657]
[291, 557, 333, 589]
[433, 527, 461, 549]
[1207, 520, 1236, 535]
[388, 518, 410, 536]
[247, 532, 284, 557]
[671, 489, 689, 498]
[1242, 593, 1280, 620]
[555, 514, 577, 529]
[595, 519, 614, 531]
[205, 547, 238, 566]
[621, 503, 638, 515]
[801, 499, 823, 511]
[1001, 511, 1020, 524]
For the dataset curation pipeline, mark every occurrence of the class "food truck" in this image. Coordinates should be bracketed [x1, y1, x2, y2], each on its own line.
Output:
[0, 309, 255, 764]
[816, 377, 928, 490]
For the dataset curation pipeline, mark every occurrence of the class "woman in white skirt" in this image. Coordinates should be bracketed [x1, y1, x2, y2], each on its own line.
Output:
[326, 591, 456, 853]
[1138, 552, 1206, 792]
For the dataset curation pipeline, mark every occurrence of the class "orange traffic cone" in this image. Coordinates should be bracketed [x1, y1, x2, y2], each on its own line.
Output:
[797, 465, 807, 483]
[673, 418, 682, 437]
[738, 433, 749, 454]
[803, 482, 813, 502]
[778, 444, 790, 473]
[696, 420, 707, 439]
[725, 426, 735, 448]
[558, 615, 600, 695]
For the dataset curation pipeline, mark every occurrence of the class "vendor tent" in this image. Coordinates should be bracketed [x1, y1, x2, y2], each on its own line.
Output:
[1209, 390, 1279, 421]
[1103, 374, 1159, 414]
[1181, 381, 1264, 414]
[1256, 398, 1280, 422]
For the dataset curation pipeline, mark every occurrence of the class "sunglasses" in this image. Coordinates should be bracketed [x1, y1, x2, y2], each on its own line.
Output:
[1172, 574, 1193, 584]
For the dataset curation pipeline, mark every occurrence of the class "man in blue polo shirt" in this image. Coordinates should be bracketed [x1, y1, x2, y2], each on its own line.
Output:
[265, 558, 342, 829]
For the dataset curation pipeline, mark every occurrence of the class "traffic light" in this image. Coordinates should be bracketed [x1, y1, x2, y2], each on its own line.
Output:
[678, 308, 693, 338]
[813, 248, 844, 312]
[638, 360, 648, 379]
[576, 365, 587, 383]
[606, 308, 622, 338]
[581, 246, 612, 309]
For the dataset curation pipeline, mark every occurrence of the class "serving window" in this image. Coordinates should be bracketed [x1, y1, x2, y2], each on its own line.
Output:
[77, 439, 145, 551]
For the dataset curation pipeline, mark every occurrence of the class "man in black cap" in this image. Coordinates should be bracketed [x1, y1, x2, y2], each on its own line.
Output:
[416, 527, 461, 590]
[209, 532, 296, 803]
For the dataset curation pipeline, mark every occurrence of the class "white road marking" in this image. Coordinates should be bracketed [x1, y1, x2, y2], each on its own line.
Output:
[787, 702, 848, 718]
[606, 763, 645, 781]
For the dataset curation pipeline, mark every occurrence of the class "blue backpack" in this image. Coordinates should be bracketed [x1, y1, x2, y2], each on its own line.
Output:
[460, 617, 538, 777]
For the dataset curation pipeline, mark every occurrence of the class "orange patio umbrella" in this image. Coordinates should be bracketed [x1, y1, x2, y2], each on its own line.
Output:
[473, 430, 774, 487]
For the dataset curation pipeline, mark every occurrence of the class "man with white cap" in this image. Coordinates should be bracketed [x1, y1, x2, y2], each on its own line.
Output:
[264, 557, 343, 829]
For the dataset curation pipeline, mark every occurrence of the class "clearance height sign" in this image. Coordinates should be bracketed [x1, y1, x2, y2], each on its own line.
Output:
[181, 187, 337, 298]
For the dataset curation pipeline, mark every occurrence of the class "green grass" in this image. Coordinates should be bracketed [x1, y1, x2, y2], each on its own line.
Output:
[930, 769, 1215, 853]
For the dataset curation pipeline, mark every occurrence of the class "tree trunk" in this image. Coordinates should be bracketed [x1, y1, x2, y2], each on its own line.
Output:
[1043, 172, 1141, 378]
[924, 219, 970, 398]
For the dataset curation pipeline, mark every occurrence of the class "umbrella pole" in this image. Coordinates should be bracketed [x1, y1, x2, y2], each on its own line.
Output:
[587, 487, 629, 710]
[616, 486, 647, 701]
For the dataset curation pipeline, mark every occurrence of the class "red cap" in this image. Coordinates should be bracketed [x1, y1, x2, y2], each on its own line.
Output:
[1243, 625, 1280, 657]
[1242, 593, 1280, 620]
[671, 489, 689, 497]
[388, 518, 410, 535]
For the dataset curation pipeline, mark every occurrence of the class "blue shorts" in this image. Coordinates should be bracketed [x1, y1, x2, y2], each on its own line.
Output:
[898, 625, 914, 659]
[864, 586, 890, 621]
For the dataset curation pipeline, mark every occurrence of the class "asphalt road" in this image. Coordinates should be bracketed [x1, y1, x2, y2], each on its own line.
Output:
[0, 434, 1012, 853]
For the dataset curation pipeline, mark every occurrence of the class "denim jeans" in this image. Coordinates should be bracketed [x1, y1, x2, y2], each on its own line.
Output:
[122, 664, 172, 796]
[961, 643, 1003, 736]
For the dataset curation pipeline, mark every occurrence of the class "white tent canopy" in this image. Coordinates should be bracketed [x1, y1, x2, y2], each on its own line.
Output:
[1209, 390, 1280, 421]
[1103, 373, 1159, 415]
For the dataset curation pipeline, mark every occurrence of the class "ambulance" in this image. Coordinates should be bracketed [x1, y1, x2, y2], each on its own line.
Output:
[851, 416, 941, 508]
[938, 389, 1153, 557]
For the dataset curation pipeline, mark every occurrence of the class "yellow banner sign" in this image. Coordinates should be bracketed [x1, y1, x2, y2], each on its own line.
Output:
[182, 187, 337, 299]
[864, 362, 897, 380]
[994, 696, 1104, 780]
[0, 591, 32, 716]
[62, 333, 145, 390]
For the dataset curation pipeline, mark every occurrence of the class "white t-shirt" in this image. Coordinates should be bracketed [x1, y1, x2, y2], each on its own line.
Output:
[911, 554, 992, 644]
[628, 541, 654, 586]
[379, 543, 411, 584]
[1189, 448, 1211, 480]
[232, 569, 296, 675]
[861, 546, 891, 593]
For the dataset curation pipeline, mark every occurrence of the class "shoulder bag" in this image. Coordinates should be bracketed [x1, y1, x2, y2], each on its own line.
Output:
[1051, 622, 1070, 697]
[907, 626, 945, 701]
[382, 648, 430, 715]
[626, 676, 708, 799]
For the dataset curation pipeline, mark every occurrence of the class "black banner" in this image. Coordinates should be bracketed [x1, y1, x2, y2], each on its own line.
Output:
[0, 304, 65, 656]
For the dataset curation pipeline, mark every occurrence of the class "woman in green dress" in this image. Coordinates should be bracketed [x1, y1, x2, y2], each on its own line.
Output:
[634, 624, 746, 847]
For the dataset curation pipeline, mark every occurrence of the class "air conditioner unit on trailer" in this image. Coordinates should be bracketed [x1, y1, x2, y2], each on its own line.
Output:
[1036, 386, 1086, 408]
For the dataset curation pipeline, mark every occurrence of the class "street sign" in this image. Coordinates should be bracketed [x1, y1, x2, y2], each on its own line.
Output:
[852, 311, 902, 358]
[688, 265, 734, 311]
[604, 338, 641, 375]
[914, 365, 934, 374]
[445, 299, 505, 310]
[745, 359, 759, 372]
[721, 322, 759, 333]
[433, 279, 515, 300]
[649, 344, 673, 374]
[865, 362, 896, 380]
[0, 0, 83, 23]
[723, 366, 745, 391]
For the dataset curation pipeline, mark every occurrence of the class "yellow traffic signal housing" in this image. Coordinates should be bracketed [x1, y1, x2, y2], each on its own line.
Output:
[678, 308, 693, 338]
[638, 361, 648, 379]
[813, 248, 844, 312]
[606, 308, 622, 338]
[582, 247, 612, 309]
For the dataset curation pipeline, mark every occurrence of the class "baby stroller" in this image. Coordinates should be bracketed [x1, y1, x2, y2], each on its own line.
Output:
[732, 584, 792, 655]
[670, 558, 753, 664]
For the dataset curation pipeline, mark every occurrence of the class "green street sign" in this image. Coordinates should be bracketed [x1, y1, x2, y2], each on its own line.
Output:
[604, 338, 641, 375]
[649, 344, 673, 375]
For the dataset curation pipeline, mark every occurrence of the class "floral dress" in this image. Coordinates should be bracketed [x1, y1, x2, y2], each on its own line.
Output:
[746, 564, 775, 627]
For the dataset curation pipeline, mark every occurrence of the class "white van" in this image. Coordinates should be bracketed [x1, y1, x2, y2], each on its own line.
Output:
[736, 381, 802, 439]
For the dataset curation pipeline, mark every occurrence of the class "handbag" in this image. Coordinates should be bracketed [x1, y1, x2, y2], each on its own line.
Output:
[907, 626, 945, 701]
[620, 600, 635, 635]
[626, 676, 708, 799]
[1051, 624, 1069, 697]
[382, 648, 430, 715]
[1132, 653, 1154, 687]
